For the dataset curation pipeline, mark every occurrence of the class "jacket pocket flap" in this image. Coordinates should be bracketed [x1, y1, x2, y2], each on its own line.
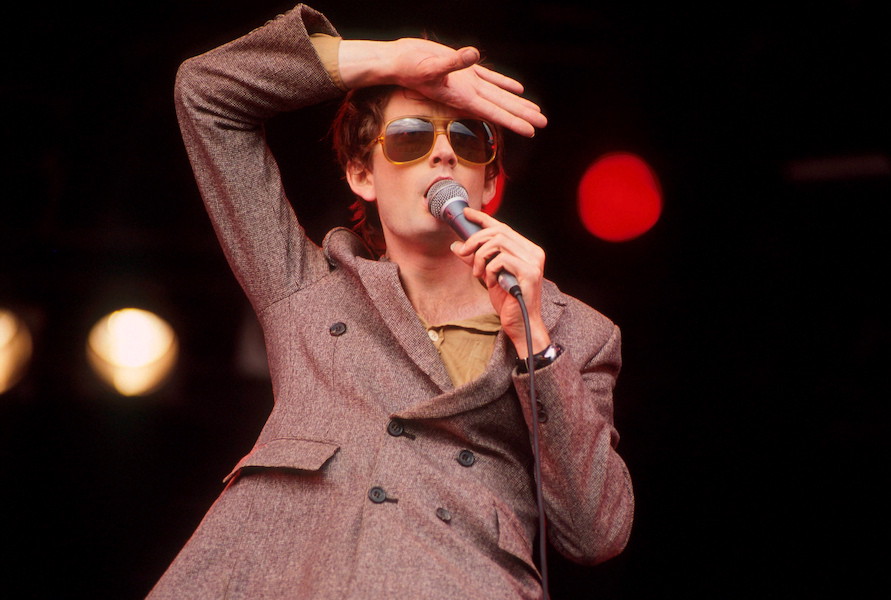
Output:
[223, 438, 340, 483]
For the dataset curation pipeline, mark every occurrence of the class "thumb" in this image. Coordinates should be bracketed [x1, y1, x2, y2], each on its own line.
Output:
[455, 46, 481, 68]
[428, 47, 480, 76]
[450, 240, 473, 264]
[415, 46, 480, 83]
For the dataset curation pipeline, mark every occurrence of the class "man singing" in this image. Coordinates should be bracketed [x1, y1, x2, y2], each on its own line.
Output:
[149, 4, 633, 598]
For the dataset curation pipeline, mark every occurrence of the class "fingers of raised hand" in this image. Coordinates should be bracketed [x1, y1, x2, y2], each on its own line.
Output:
[471, 64, 525, 95]
[460, 72, 547, 137]
[472, 65, 548, 126]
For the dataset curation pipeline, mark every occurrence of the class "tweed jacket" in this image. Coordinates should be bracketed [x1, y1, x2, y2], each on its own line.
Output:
[149, 5, 633, 599]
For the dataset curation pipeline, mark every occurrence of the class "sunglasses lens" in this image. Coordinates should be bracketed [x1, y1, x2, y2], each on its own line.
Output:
[384, 118, 435, 163]
[449, 119, 496, 164]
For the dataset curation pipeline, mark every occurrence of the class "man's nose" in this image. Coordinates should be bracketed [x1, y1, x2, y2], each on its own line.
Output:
[429, 130, 457, 166]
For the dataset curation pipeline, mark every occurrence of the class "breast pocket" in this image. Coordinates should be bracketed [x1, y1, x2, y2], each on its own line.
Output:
[223, 437, 340, 484]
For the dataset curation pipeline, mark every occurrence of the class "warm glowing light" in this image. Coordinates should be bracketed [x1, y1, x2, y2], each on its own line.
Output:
[87, 308, 178, 396]
[578, 152, 662, 241]
[0, 309, 33, 394]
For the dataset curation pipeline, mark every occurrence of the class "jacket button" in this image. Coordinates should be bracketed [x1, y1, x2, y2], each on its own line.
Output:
[329, 322, 347, 336]
[387, 419, 405, 437]
[368, 486, 387, 504]
[456, 449, 476, 467]
[435, 507, 452, 522]
[537, 406, 549, 423]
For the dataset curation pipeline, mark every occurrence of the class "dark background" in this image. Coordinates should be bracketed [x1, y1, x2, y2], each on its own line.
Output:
[2, 1, 888, 597]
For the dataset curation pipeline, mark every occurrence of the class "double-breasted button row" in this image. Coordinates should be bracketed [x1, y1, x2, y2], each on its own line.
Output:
[377, 425, 474, 521]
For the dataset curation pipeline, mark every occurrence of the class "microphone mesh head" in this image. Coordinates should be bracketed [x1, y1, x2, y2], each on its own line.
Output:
[426, 179, 468, 219]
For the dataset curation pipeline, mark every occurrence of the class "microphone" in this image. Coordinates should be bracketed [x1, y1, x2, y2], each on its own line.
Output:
[426, 179, 521, 296]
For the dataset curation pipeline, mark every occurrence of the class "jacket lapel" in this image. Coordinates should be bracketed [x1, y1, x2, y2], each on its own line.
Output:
[324, 228, 453, 392]
[355, 257, 455, 392]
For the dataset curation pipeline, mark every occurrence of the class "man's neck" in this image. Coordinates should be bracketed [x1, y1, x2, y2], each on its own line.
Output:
[386, 241, 493, 325]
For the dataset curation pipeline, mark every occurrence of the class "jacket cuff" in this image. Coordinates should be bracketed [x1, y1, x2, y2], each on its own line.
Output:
[310, 33, 347, 91]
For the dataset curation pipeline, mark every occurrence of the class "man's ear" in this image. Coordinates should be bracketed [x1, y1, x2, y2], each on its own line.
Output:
[345, 160, 376, 202]
[482, 173, 498, 207]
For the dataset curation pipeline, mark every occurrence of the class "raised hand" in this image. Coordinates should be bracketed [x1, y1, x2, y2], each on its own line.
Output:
[338, 38, 547, 137]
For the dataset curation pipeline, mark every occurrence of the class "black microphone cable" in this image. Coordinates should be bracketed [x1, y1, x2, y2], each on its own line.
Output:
[509, 285, 550, 600]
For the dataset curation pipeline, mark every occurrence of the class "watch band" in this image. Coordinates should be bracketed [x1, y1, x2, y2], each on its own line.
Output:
[516, 343, 564, 373]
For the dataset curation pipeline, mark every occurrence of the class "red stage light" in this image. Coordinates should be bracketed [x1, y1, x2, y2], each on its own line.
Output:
[578, 152, 662, 241]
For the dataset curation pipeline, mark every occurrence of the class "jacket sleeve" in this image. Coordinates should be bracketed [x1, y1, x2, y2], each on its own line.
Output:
[512, 313, 634, 565]
[173, 4, 344, 312]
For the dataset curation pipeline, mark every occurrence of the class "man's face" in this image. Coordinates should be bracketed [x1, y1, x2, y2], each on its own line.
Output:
[347, 89, 496, 253]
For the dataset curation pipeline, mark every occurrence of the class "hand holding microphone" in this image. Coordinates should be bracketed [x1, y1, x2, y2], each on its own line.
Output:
[426, 179, 522, 297]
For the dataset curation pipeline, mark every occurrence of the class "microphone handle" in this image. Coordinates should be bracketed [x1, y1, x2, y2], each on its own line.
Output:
[447, 210, 482, 240]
